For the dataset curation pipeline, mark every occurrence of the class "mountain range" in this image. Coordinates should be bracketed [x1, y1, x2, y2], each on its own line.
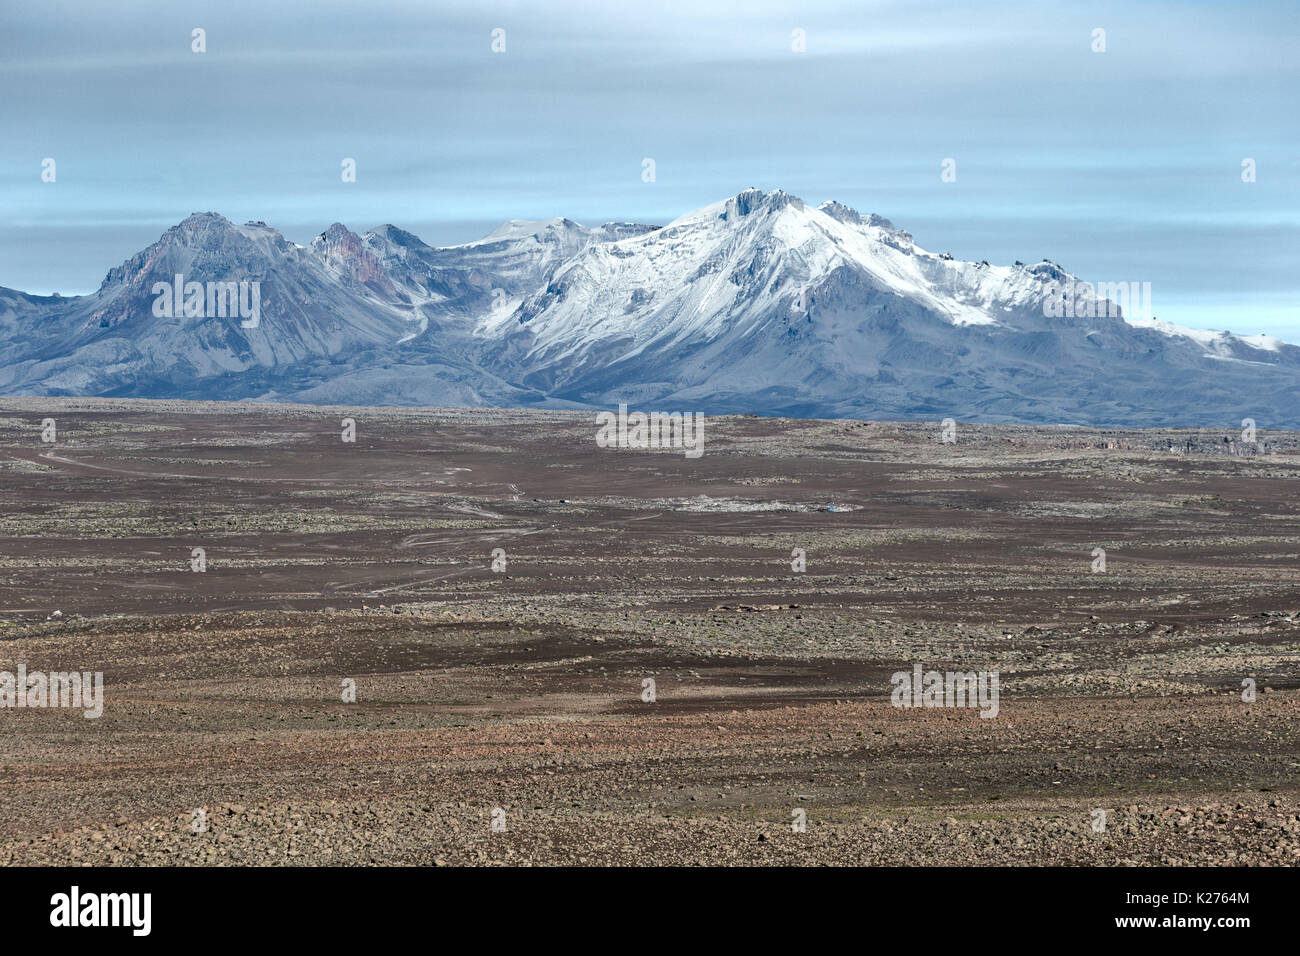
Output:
[2, 187, 1296, 426]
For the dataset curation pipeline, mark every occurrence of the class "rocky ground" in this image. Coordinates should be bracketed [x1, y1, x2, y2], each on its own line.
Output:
[0, 399, 1296, 865]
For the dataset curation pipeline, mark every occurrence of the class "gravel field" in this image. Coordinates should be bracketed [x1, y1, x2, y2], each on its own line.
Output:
[1, 399, 1297, 865]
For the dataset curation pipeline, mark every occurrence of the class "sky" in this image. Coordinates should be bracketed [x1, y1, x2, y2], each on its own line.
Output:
[1, 0, 1297, 339]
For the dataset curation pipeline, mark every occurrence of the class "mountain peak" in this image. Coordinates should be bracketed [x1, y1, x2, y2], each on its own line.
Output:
[818, 200, 862, 225]
[475, 217, 589, 245]
[816, 201, 905, 236]
[147, 212, 288, 252]
[315, 222, 356, 244]
[365, 224, 429, 250]
[312, 223, 395, 291]
[723, 187, 801, 220]
[665, 188, 805, 230]
[95, 211, 271, 294]
[180, 211, 233, 227]
[162, 212, 244, 245]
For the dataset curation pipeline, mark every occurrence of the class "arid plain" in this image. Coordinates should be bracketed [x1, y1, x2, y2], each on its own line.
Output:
[0, 399, 1296, 865]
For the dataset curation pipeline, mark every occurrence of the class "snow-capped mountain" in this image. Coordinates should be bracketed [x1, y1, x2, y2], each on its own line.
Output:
[1, 189, 1296, 426]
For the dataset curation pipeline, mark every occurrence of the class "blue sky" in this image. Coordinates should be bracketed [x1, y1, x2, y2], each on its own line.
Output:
[2, 0, 1296, 339]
